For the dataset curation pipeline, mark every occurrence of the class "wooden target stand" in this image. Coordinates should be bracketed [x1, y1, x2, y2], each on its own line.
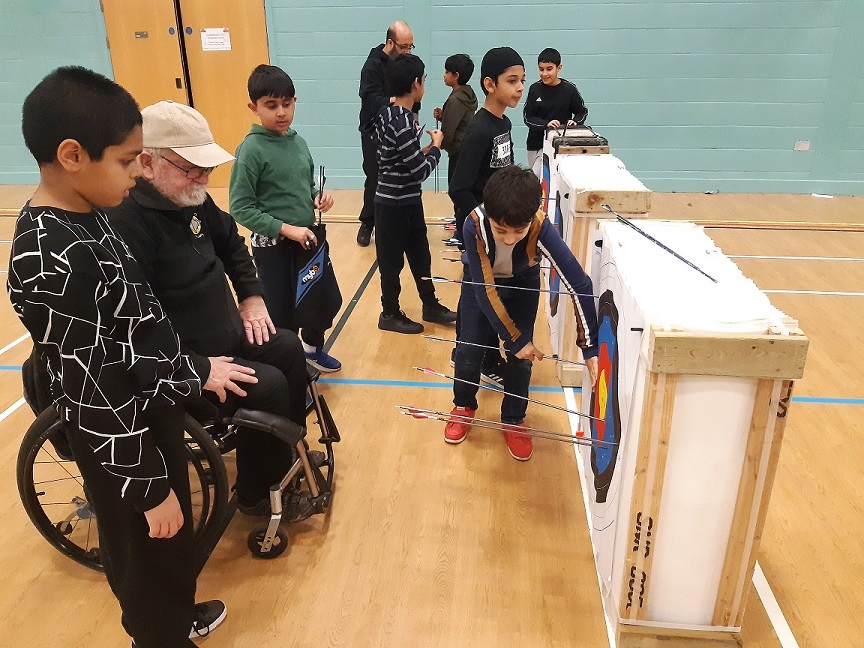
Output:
[536, 127, 652, 388]
[615, 327, 807, 647]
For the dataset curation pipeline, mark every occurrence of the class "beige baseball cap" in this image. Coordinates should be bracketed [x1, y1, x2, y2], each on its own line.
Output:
[141, 101, 235, 167]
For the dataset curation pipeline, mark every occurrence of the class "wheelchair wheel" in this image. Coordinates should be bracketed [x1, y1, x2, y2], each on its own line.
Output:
[247, 525, 289, 559]
[16, 407, 229, 572]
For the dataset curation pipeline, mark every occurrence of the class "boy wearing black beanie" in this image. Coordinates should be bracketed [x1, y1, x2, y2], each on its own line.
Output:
[448, 46, 525, 386]
[448, 47, 525, 247]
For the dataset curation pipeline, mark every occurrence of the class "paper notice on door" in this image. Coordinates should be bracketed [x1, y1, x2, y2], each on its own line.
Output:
[201, 28, 231, 51]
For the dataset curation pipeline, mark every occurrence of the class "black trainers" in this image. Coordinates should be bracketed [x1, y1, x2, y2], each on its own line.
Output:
[378, 311, 424, 334]
[306, 449, 326, 468]
[237, 449, 326, 517]
[422, 300, 457, 324]
[237, 496, 271, 517]
[190, 600, 227, 639]
[356, 222, 373, 247]
[283, 490, 316, 524]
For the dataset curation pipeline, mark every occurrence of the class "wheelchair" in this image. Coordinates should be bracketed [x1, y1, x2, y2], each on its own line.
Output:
[16, 347, 340, 570]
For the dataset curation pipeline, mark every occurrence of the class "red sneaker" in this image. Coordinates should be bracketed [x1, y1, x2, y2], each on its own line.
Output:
[503, 424, 533, 461]
[444, 407, 475, 444]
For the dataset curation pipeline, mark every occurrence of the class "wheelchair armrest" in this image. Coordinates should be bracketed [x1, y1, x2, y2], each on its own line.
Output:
[231, 408, 306, 446]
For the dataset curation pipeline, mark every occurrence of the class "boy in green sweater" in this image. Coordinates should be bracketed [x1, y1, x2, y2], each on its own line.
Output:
[230, 64, 340, 372]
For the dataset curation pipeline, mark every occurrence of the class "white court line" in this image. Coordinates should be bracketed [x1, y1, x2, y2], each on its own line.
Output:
[564, 387, 615, 648]
[731, 254, 864, 262]
[0, 333, 29, 356]
[0, 396, 26, 424]
[764, 289, 864, 296]
[754, 562, 800, 648]
[563, 388, 800, 648]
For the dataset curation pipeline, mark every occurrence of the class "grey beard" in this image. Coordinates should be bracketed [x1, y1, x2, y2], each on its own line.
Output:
[151, 177, 208, 208]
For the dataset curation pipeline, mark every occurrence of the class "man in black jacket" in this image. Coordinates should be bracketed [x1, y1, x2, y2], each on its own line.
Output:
[107, 101, 309, 516]
[356, 20, 415, 247]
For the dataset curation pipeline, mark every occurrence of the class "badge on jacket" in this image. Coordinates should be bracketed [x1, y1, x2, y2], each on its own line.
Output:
[190, 214, 203, 238]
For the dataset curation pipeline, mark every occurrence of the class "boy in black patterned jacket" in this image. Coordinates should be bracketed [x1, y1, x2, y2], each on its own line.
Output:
[7, 67, 230, 648]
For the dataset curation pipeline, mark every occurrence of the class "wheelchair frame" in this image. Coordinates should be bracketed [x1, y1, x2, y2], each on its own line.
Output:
[17, 357, 340, 567]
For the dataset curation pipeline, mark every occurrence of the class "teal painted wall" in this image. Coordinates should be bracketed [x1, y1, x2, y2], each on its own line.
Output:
[1, 0, 862, 194]
[264, 0, 864, 194]
[0, 0, 113, 185]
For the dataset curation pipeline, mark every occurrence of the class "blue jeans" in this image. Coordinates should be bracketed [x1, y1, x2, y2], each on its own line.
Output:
[453, 266, 540, 424]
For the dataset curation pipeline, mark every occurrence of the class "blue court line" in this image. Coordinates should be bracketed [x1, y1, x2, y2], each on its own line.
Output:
[1, 365, 863, 404]
[318, 377, 563, 393]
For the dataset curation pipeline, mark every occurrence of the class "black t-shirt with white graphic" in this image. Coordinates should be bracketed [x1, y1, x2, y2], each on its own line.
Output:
[448, 108, 514, 224]
[7, 204, 202, 512]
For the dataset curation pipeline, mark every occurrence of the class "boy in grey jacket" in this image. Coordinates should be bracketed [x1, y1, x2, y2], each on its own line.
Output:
[433, 53, 478, 208]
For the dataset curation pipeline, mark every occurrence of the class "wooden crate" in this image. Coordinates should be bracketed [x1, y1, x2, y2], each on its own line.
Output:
[575, 221, 808, 645]
[554, 155, 651, 387]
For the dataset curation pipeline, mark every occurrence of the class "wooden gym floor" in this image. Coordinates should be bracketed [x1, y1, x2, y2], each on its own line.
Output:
[0, 186, 861, 647]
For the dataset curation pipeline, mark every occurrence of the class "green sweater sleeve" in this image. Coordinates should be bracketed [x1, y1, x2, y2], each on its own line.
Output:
[309, 152, 317, 202]
[228, 144, 283, 239]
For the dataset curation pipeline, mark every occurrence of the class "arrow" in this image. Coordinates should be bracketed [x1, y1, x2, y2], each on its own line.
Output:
[422, 335, 586, 366]
[396, 406, 613, 447]
[602, 205, 718, 283]
[424, 276, 598, 299]
[412, 366, 601, 422]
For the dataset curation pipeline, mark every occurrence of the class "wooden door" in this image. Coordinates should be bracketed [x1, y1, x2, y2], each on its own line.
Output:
[101, 0, 189, 108]
[180, 0, 270, 186]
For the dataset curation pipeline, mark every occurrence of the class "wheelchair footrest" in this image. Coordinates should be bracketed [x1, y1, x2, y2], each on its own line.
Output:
[231, 408, 306, 446]
[316, 394, 341, 443]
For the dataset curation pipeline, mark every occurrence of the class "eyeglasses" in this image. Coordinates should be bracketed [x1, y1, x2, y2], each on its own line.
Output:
[393, 41, 415, 52]
[159, 155, 215, 180]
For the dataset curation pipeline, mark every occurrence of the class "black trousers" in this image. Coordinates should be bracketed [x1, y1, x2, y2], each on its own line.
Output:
[447, 152, 460, 215]
[227, 329, 308, 502]
[374, 201, 437, 315]
[359, 131, 378, 228]
[66, 406, 197, 648]
[252, 243, 328, 348]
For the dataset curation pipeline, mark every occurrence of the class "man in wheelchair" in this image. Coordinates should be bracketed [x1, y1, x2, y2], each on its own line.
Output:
[105, 101, 318, 519]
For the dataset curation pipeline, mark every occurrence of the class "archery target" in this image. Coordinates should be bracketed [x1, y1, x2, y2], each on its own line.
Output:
[589, 290, 621, 503]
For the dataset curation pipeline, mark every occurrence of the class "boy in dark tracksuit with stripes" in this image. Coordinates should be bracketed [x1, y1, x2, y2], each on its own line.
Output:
[374, 53, 456, 334]
[444, 166, 599, 461]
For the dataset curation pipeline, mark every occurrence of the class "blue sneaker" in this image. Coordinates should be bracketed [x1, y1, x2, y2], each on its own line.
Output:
[305, 348, 341, 372]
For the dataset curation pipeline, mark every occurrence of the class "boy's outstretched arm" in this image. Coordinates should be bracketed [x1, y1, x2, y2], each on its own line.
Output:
[535, 216, 598, 358]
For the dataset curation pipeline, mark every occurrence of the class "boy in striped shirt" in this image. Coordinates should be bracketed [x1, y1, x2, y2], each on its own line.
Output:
[374, 53, 456, 334]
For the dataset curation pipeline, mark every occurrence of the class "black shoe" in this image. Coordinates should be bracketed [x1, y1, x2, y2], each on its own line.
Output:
[283, 490, 316, 524]
[378, 311, 424, 334]
[306, 449, 326, 468]
[356, 222, 373, 247]
[190, 600, 227, 639]
[422, 301, 457, 324]
[237, 496, 271, 517]
[480, 358, 506, 389]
